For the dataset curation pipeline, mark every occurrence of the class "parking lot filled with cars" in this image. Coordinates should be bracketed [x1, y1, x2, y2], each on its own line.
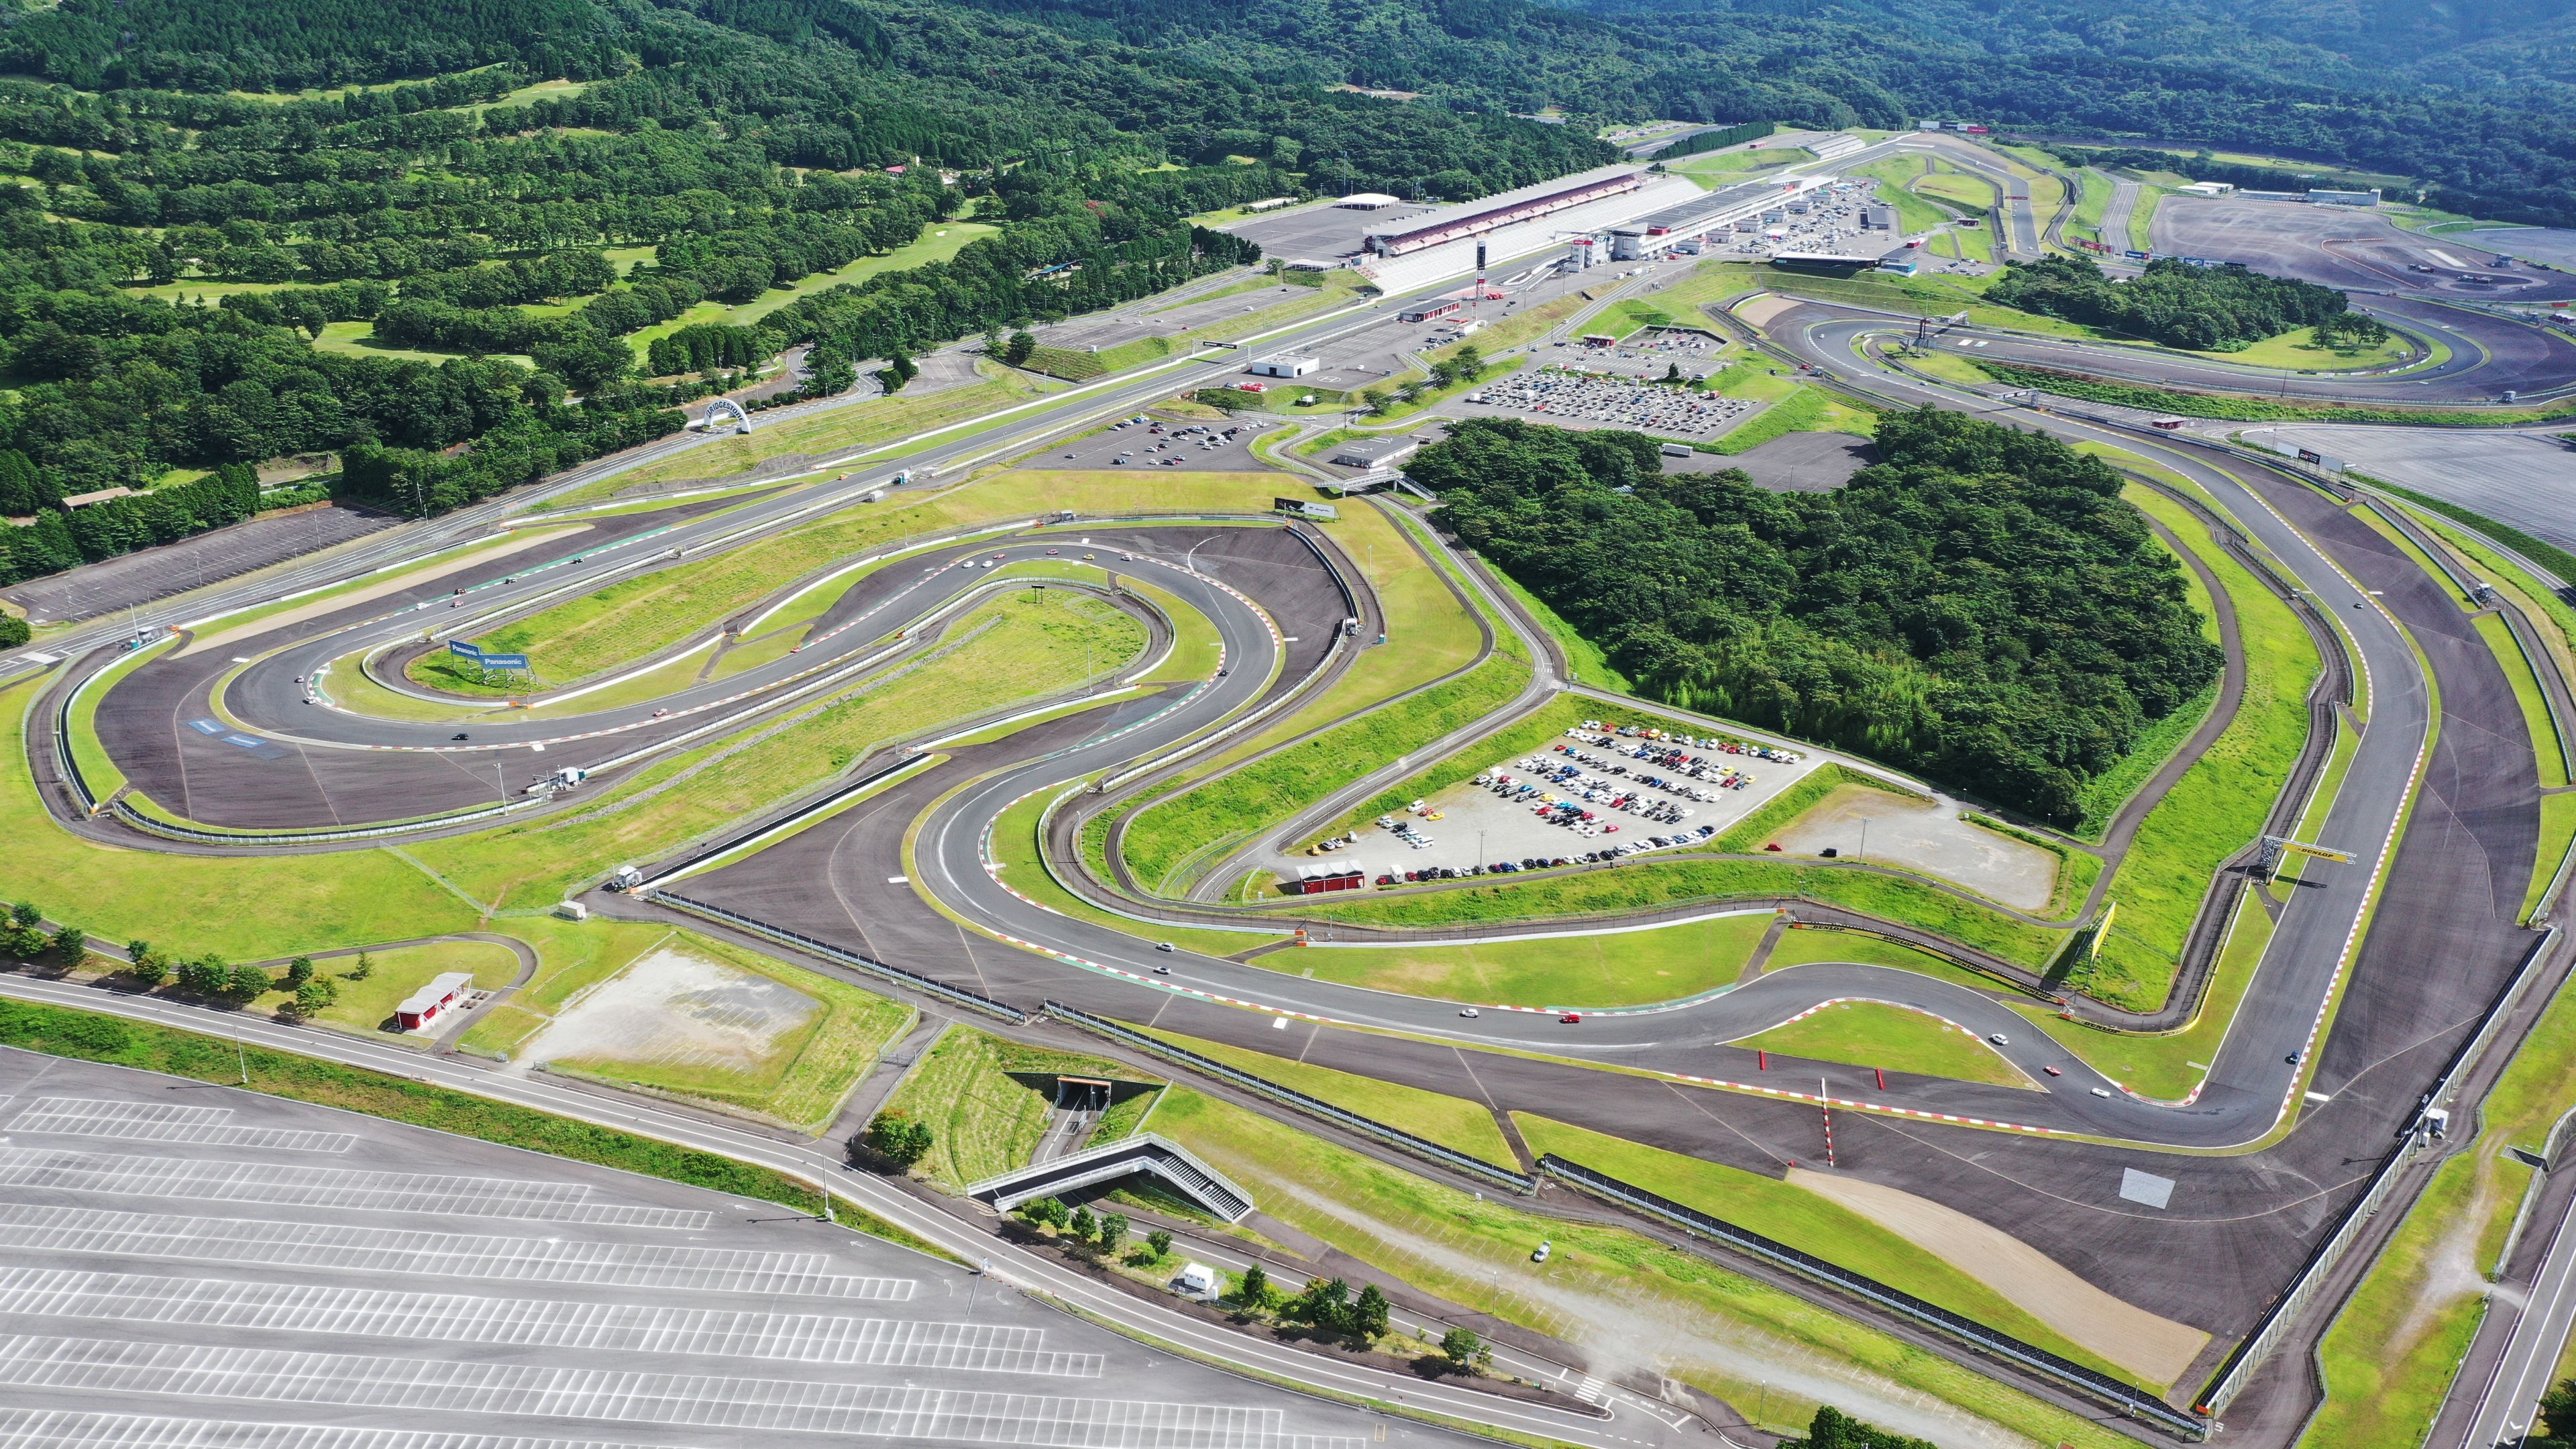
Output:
[1272, 718, 1826, 892]
[1044, 413, 1277, 471]
[1463, 365, 1758, 441]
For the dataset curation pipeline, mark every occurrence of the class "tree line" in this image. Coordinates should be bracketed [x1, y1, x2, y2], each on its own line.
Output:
[1412, 411, 2220, 825]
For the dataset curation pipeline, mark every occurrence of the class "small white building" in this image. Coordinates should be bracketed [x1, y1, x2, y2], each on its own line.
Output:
[1337, 193, 1402, 210]
[1173, 1263, 1221, 1299]
[2176, 181, 2235, 198]
[1248, 355, 1320, 378]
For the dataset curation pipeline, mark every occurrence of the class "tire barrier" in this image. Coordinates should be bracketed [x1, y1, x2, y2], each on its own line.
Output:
[1042, 1001, 1541, 1195]
[1538, 1155, 2210, 1439]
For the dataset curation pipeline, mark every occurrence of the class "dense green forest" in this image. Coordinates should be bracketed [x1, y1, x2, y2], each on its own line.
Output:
[0, 0, 1609, 583]
[944, 0, 2576, 223]
[1988, 256, 2349, 350]
[1415, 412, 2220, 824]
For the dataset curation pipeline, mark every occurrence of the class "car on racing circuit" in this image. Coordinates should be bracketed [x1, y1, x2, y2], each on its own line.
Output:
[1459, 1008, 1479, 1018]
[1558, 1013, 1582, 1024]
[1154, 942, 1175, 952]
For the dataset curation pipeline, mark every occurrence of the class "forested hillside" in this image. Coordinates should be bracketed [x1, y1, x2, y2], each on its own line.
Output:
[0, 0, 1607, 583]
[946, 0, 2576, 223]
[1415, 413, 2220, 824]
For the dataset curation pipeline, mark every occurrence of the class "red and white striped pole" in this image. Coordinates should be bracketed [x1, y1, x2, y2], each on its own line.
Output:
[1821, 1078, 1836, 1168]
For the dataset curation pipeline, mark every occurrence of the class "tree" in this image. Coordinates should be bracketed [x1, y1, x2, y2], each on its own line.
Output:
[1351, 1283, 1390, 1340]
[1234, 1262, 1271, 1309]
[346, 952, 374, 981]
[1795, 1405, 1937, 1449]
[0, 615, 26, 649]
[1145, 1229, 1174, 1260]
[127, 946, 168, 987]
[1004, 330, 1036, 366]
[10, 902, 38, 928]
[866, 1112, 935, 1167]
[1017, 1196, 1069, 1228]
[1357, 386, 1391, 416]
[229, 962, 275, 999]
[284, 956, 315, 988]
[176, 955, 230, 996]
[1289, 1277, 1352, 1333]
[294, 977, 337, 1018]
[1068, 1205, 1097, 1242]
[875, 349, 917, 395]
[1438, 1328, 1486, 1373]
[51, 924, 85, 965]
[1663, 362, 1682, 382]
[1454, 343, 1485, 376]
[2538, 1378, 2576, 1448]
[1099, 1212, 1129, 1247]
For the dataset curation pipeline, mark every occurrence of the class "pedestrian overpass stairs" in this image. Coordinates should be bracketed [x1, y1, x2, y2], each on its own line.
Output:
[965, 1133, 1256, 1223]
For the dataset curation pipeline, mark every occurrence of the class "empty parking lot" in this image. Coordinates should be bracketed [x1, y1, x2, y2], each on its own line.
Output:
[0, 1047, 1411, 1449]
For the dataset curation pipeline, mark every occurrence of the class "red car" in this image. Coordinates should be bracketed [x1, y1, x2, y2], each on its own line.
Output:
[1559, 1013, 1582, 1024]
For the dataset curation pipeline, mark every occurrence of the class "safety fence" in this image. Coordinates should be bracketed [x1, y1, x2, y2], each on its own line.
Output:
[651, 892, 1026, 1023]
[1042, 1001, 1540, 1194]
[1539, 1155, 2208, 1438]
[2196, 925, 2562, 1415]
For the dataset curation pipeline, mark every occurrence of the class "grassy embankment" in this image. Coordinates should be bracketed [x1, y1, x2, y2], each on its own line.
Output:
[441, 469, 1301, 693]
[1146, 1085, 2158, 1442]
[2055, 484, 2321, 1012]
[1491, 570, 1630, 690]
[1112, 501, 1511, 896]
[1976, 359, 2576, 425]
[1667, 146, 1813, 185]
[1734, 999, 2030, 1089]
[2300, 963, 2576, 1447]
[1137, 1027, 1517, 1165]
[406, 588, 1144, 912]
[877, 1025, 1163, 1190]
[525, 934, 915, 1131]
[0, 990, 949, 1257]
[1277, 913, 1774, 1008]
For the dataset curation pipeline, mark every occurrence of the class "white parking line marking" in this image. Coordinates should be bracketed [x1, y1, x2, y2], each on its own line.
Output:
[0, 1205, 912, 1299]
[0, 1407, 672, 1449]
[0, 1337, 1358, 1449]
[0, 1269, 1096, 1377]
[0, 1150, 706, 1228]
[7, 1100, 354, 1155]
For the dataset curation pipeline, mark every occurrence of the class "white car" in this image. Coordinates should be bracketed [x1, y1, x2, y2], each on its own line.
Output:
[1986, 1033, 2008, 1046]
[1459, 1008, 1479, 1018]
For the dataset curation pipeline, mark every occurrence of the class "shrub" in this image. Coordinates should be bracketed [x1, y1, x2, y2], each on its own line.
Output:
[865, 1112, 934, 1167]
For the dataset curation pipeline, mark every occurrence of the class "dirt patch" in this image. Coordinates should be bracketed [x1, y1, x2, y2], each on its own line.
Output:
[1731, 293, 1805, 329]
[1786, 1167, 2209, 1387]
[1771, 787, 2058, 912]
[512, 945, 816, 1078]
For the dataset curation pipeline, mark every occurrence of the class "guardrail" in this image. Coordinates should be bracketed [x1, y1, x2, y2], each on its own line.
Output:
[1043, 1001, 1540, 1193]
[1540, 1155, 2209, 1438]
[113, 793, 551, 845]
[651, 892, 1026, 1023]
[2196, 925, 2562, 1415]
